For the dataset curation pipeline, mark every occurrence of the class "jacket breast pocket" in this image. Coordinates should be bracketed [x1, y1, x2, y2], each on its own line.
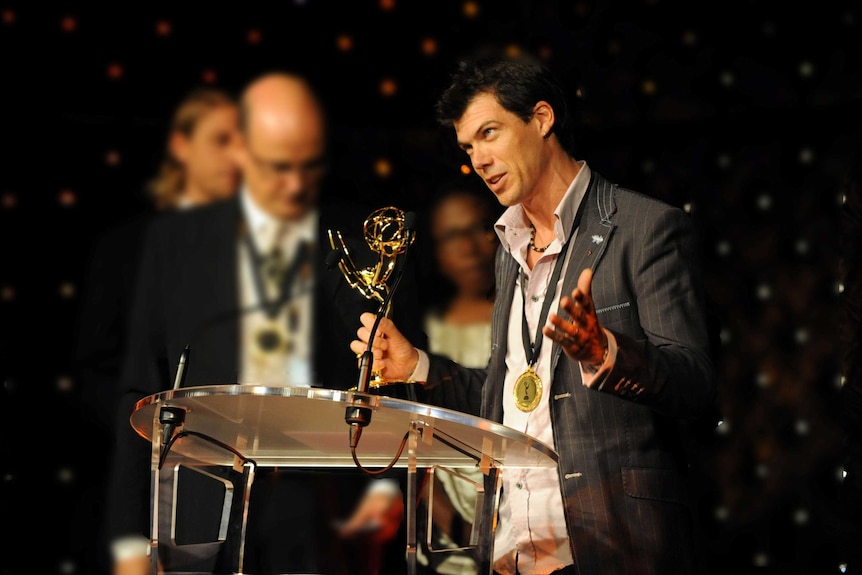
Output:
[621, 466, 688, 505]
[595, 300, 632, 330]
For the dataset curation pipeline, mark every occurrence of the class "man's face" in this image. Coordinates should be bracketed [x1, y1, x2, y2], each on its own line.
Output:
[453, 92, 546, 208]
[237, 115, 327, 221]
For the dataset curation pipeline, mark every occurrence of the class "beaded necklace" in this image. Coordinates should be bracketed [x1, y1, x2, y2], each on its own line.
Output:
[528, 223, 552, 252]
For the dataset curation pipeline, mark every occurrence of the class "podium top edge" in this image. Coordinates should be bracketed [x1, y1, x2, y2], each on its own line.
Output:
[133, 384, 559, 464]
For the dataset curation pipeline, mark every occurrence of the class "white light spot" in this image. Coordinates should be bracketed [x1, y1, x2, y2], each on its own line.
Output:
[57, 466, 75, 484]
[756, 283, 772, 300]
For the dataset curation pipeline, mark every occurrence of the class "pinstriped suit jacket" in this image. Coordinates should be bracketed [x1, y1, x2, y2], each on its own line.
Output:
[423, 171, 718, 575]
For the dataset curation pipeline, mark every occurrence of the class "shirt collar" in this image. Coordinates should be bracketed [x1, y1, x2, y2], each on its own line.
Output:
[240, 185, 318, 248]
[494, 160, 591, 254]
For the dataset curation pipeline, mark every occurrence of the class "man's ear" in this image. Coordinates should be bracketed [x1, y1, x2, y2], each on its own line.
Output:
[533, 101, 554, 139]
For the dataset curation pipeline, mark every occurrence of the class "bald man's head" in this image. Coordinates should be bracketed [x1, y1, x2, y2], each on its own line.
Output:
[235, 72, 329, 221]
[239, 72, 326, 138]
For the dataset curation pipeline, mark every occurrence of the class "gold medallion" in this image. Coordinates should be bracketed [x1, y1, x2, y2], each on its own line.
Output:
[514, 366, 542, 412]
[254, 324, 291, 354]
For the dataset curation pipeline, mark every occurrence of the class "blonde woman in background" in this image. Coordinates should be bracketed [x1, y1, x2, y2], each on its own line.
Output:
[147, 86, 240, 210]
[78, 85, 240, 435]
[74, 85, 240, 575]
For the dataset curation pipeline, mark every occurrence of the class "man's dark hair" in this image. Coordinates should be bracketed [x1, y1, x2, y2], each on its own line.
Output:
[434, 49, 577, 157]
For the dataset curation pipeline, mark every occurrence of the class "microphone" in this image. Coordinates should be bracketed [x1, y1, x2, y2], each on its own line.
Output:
[172, 344, 190, 390]
[325, 248, 343, 270]
[346, 211, 417, 448]
[160, 345, 190, 459]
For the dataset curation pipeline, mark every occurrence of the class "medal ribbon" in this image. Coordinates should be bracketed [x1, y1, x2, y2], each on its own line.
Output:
[244, 232, 311, 320]
[519, 198, 587, 369]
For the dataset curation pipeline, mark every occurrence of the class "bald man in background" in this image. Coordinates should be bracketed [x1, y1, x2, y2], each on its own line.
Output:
[103, 71, 425, 575]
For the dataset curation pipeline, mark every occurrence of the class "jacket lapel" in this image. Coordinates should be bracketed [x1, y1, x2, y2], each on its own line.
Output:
[483, 245, 518, 422]
[208, 199, 242, 382]
[552, 172, 617, 370]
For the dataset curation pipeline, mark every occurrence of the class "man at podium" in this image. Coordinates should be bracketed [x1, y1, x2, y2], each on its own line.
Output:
[103, 70, 425, 575]
[352, 51, 719, 575]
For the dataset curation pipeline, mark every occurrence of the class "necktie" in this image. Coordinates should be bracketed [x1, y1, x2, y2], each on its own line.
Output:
[261, 224, 287, 297]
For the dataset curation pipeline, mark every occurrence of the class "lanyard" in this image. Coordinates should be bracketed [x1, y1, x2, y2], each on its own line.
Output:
[519, 199, 587, 368]
[244, 231, 311, 320]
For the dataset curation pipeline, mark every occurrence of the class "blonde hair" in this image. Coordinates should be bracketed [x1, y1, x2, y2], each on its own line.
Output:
[146, 87, 236, 210]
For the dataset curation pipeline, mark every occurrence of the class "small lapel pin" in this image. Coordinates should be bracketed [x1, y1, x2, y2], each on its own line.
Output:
[591, 234, 604, 245]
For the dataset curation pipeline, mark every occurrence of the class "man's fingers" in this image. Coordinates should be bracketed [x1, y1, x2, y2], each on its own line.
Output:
[546, 313, 571, 335]
[577, 267, 593, 298]
[358, 311, 377, 329]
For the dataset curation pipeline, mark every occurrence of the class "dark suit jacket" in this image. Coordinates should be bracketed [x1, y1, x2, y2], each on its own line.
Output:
[103, 191, 426, 573]
[422, 171, 718, 575]
[75, 210, 154, 435]
[73, 210, 157, 575]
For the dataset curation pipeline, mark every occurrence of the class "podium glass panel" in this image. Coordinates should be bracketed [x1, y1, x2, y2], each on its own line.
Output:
[132, 385, 559, 575]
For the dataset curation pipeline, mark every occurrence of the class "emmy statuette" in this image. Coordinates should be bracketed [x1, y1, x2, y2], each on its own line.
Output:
[327, 206, 415, 390]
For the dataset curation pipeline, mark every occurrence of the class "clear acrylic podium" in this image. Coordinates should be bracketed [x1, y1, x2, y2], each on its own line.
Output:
[130, 385, 559, 575]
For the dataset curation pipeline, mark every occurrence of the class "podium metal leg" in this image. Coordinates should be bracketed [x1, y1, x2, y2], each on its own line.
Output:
[233, 463, 255, 575]
[150, 413, 163, 575]
[405, 422, 420, 575]
[149, 410, 257, 575]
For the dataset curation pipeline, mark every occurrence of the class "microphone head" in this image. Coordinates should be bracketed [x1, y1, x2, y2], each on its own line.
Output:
[325, 249, 343, 270]
[403, 211, 417, 232]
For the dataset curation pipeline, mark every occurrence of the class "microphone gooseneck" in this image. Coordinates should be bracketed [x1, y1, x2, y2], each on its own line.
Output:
[346, 211, 417, 449]
[160, 345, 190, 465]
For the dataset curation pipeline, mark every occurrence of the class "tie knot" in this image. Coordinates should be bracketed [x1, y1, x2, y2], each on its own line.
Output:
[261, 222, 286, 253]
[259, 222, 288, 285]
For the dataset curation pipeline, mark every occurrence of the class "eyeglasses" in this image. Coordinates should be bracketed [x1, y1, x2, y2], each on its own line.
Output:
[434, 222, 496, 251]
[246, 148, 328, 181]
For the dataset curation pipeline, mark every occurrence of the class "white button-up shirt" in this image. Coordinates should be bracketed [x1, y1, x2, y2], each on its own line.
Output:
[239, 187, 317, 386]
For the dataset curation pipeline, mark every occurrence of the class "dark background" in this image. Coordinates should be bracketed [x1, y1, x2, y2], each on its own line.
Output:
[1, 1, 861, 574]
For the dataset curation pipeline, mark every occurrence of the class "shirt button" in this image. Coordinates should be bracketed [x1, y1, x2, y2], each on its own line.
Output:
[516, 482, 523, 489]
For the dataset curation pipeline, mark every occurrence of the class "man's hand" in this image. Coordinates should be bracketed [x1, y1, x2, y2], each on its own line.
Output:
[335, 486, 405, 545]
[543, 268, 608, 367]
[113, 556, 154, 575]
[351, 312, 419, 382]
